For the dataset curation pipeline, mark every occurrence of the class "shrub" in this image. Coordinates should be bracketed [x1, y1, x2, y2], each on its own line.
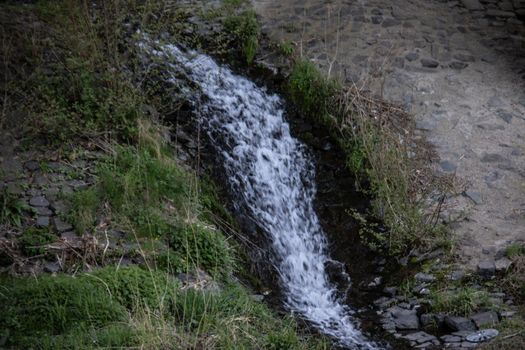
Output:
[224, 10, 260, 64]
[0, 190, 30, 227]
[288, 60, 339, 122]
[91, 265, 178, 310]
[167, 224, 233, 275]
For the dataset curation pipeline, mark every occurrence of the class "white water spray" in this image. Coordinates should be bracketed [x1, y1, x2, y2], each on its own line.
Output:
[143, 39, 379, 349]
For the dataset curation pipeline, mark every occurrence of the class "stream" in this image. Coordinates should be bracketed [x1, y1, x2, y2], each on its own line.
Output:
[142, 38, 382, 349]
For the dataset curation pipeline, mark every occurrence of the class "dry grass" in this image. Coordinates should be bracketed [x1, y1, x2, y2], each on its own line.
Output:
[332, 84, 461, 255]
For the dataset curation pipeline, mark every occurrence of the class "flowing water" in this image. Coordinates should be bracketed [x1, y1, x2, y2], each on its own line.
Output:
[142, 38, 380, 349]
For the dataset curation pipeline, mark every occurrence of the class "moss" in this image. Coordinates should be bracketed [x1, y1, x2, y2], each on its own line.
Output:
[18, 227, 56, 256]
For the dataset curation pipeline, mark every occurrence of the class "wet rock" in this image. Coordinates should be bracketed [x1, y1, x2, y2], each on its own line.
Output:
[421, 58, 439, 68]
[30, 196, 49, 207]
[368, 276, 383, 287]
[445, 316, 476, 331]
[477, 260, 496, 279]
[487, 95, 504, 108]
[390, 307, 420, 330]
[36, 216, 50, 227]
[471, 311, 499, 328]
[465, 329, 499, 343]
[415, 272, 436, 283]
[384, 286, 398, 297]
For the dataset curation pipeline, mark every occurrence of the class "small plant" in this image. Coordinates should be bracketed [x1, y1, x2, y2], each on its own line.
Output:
[278, 41, 294, 57]
[18, 227, 56, 256]
[288, 60, 339, 122]
[0, 190, 30, 227]
[224, 10, 260, 64]
[430, 287, 492, 316]
[506, 243, 525, 258]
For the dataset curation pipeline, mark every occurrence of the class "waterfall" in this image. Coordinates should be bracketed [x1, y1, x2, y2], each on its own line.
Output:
[142, 38, 379, 349]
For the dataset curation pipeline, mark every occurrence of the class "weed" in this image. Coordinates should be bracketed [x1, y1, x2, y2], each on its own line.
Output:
[278, 41, 295, 57]
[506, 243, 525, 258]
[430, 287, 492, 316]
[0, 190, 30, 227]
[224, 10, 260, 64]
[288, 60, 339, 123]
[0, 271, 127, 348]
[18, 227, 56, 256]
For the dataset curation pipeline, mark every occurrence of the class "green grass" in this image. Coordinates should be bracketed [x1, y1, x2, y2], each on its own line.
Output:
[69, 121, 234, 275]
[506, 243, 525, 258]
[0, 266, 328, 349]
[224, 10, 260, 64]
[287, 59, 451, 257]
[18, 227, 57, 256]
[288, 60, 339, 123]
[429, 287, 493, 317]
[0, 189, 30, 227]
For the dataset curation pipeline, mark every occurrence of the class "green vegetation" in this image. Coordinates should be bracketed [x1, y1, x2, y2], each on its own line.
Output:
[429, 287, 493, 317]
[278, 41, 295, 57]
[0, 266, 327, 349]
[18, 227, 56, 256]
[0, 190, 29, 227]
[224, 9, 260, 64]
[480, 313, 525, 350]
[287, 59, 451, 256]
[506, 243, 525, 258]
[288, 60, 339, 123]
[0, 1, 328, 349]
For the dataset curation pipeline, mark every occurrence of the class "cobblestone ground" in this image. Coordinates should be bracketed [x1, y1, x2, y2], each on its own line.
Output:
[253, 0, 525, 267]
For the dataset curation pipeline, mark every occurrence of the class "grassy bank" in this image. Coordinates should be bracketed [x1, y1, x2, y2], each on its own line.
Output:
[287, 59, 453, 258]
[0, 1, 328, 349]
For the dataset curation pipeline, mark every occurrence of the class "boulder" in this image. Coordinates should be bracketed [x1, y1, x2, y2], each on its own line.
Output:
[444, 316, 476, 331]
[477, 261, 496, 279]
[470, 311, 499, 328]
